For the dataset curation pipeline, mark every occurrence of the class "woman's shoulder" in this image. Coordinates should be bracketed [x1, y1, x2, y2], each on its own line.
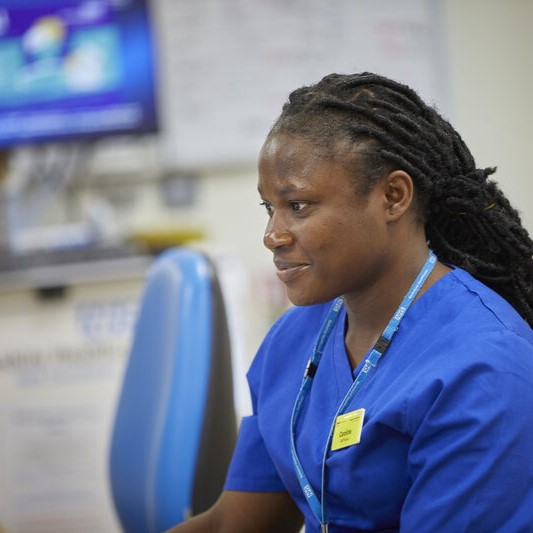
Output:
[448, 267, 533, 341]
[399, 266, 533, 386]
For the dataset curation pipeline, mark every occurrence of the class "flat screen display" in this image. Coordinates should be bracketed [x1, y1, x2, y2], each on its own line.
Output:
[0, 0, 159, 147]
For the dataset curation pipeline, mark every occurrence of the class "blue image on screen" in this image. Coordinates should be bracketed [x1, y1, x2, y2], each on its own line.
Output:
[0, 0, 159, 146]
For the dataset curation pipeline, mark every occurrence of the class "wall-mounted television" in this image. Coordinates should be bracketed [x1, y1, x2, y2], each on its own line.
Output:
[0, 0, 159, 148]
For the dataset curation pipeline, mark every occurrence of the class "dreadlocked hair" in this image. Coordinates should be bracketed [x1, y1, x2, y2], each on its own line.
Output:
[267, 72, 533, 326]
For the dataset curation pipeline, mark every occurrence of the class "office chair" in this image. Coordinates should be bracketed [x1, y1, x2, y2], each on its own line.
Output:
[109, 247, 237, 532]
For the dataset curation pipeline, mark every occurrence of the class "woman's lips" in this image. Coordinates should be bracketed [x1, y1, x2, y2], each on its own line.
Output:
[275, 262, 310, 283]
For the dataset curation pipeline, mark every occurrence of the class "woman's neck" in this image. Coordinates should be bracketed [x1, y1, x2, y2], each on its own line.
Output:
[342, 252, 451, 370]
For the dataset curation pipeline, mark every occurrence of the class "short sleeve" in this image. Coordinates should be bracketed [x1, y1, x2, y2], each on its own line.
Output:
[224, 414, 286, 492]
[224, 305, 320, 495]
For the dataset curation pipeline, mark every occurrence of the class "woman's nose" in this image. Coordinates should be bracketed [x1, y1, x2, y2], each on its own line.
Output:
[263, 219, 294, 250]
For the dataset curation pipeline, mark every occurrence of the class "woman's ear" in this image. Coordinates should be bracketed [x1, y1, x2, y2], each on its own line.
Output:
[383, 170, 414, 221]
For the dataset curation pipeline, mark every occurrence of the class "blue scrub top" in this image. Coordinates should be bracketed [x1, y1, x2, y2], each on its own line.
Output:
[225, 268, 533, 532]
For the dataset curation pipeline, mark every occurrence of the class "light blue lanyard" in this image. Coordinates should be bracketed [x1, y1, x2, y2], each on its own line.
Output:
[290, 251, 437, 532]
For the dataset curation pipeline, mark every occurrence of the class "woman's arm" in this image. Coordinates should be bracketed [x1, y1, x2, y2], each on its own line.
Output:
[165, 490, 304, 533]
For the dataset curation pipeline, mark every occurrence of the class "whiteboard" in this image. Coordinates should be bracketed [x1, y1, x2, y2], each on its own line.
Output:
[152, 0, 447, 168]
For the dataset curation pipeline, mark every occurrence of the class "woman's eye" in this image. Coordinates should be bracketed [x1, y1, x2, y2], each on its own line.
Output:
[259, 201, 273, 215]
[290, 201, 309, 212]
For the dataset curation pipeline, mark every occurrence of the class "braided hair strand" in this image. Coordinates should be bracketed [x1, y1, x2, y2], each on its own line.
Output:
[267, 72, 533, 326]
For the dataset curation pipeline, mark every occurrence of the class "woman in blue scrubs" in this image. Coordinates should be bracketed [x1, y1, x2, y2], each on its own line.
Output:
[168, 73, 533, 532]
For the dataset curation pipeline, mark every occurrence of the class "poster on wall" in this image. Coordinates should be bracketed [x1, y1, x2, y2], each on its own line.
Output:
[0, 277, 143, 533]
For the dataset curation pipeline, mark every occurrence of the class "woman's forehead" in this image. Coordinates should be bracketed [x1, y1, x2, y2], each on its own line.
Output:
[258, 139, 359, 194]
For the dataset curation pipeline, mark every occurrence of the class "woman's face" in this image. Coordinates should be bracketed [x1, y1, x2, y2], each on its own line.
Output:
[258, 134, 393, 306]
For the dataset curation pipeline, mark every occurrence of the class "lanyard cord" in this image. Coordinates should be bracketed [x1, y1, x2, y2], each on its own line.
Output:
[290, 251, 437, 530]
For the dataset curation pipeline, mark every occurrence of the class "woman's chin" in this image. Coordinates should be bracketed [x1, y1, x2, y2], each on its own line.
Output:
[286, 290, 334, 308]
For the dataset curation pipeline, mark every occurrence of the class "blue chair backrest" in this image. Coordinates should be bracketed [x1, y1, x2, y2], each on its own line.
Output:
[109, 248, 236, 532]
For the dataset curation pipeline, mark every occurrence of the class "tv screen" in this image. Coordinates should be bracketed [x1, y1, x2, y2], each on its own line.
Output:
[0, 0, 159, 147]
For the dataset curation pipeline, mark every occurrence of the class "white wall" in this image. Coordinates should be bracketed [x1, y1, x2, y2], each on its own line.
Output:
[443, 0, 533, 233]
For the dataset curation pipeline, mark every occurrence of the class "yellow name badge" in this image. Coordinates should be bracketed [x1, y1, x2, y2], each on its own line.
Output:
[331, 408, 365, 451]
